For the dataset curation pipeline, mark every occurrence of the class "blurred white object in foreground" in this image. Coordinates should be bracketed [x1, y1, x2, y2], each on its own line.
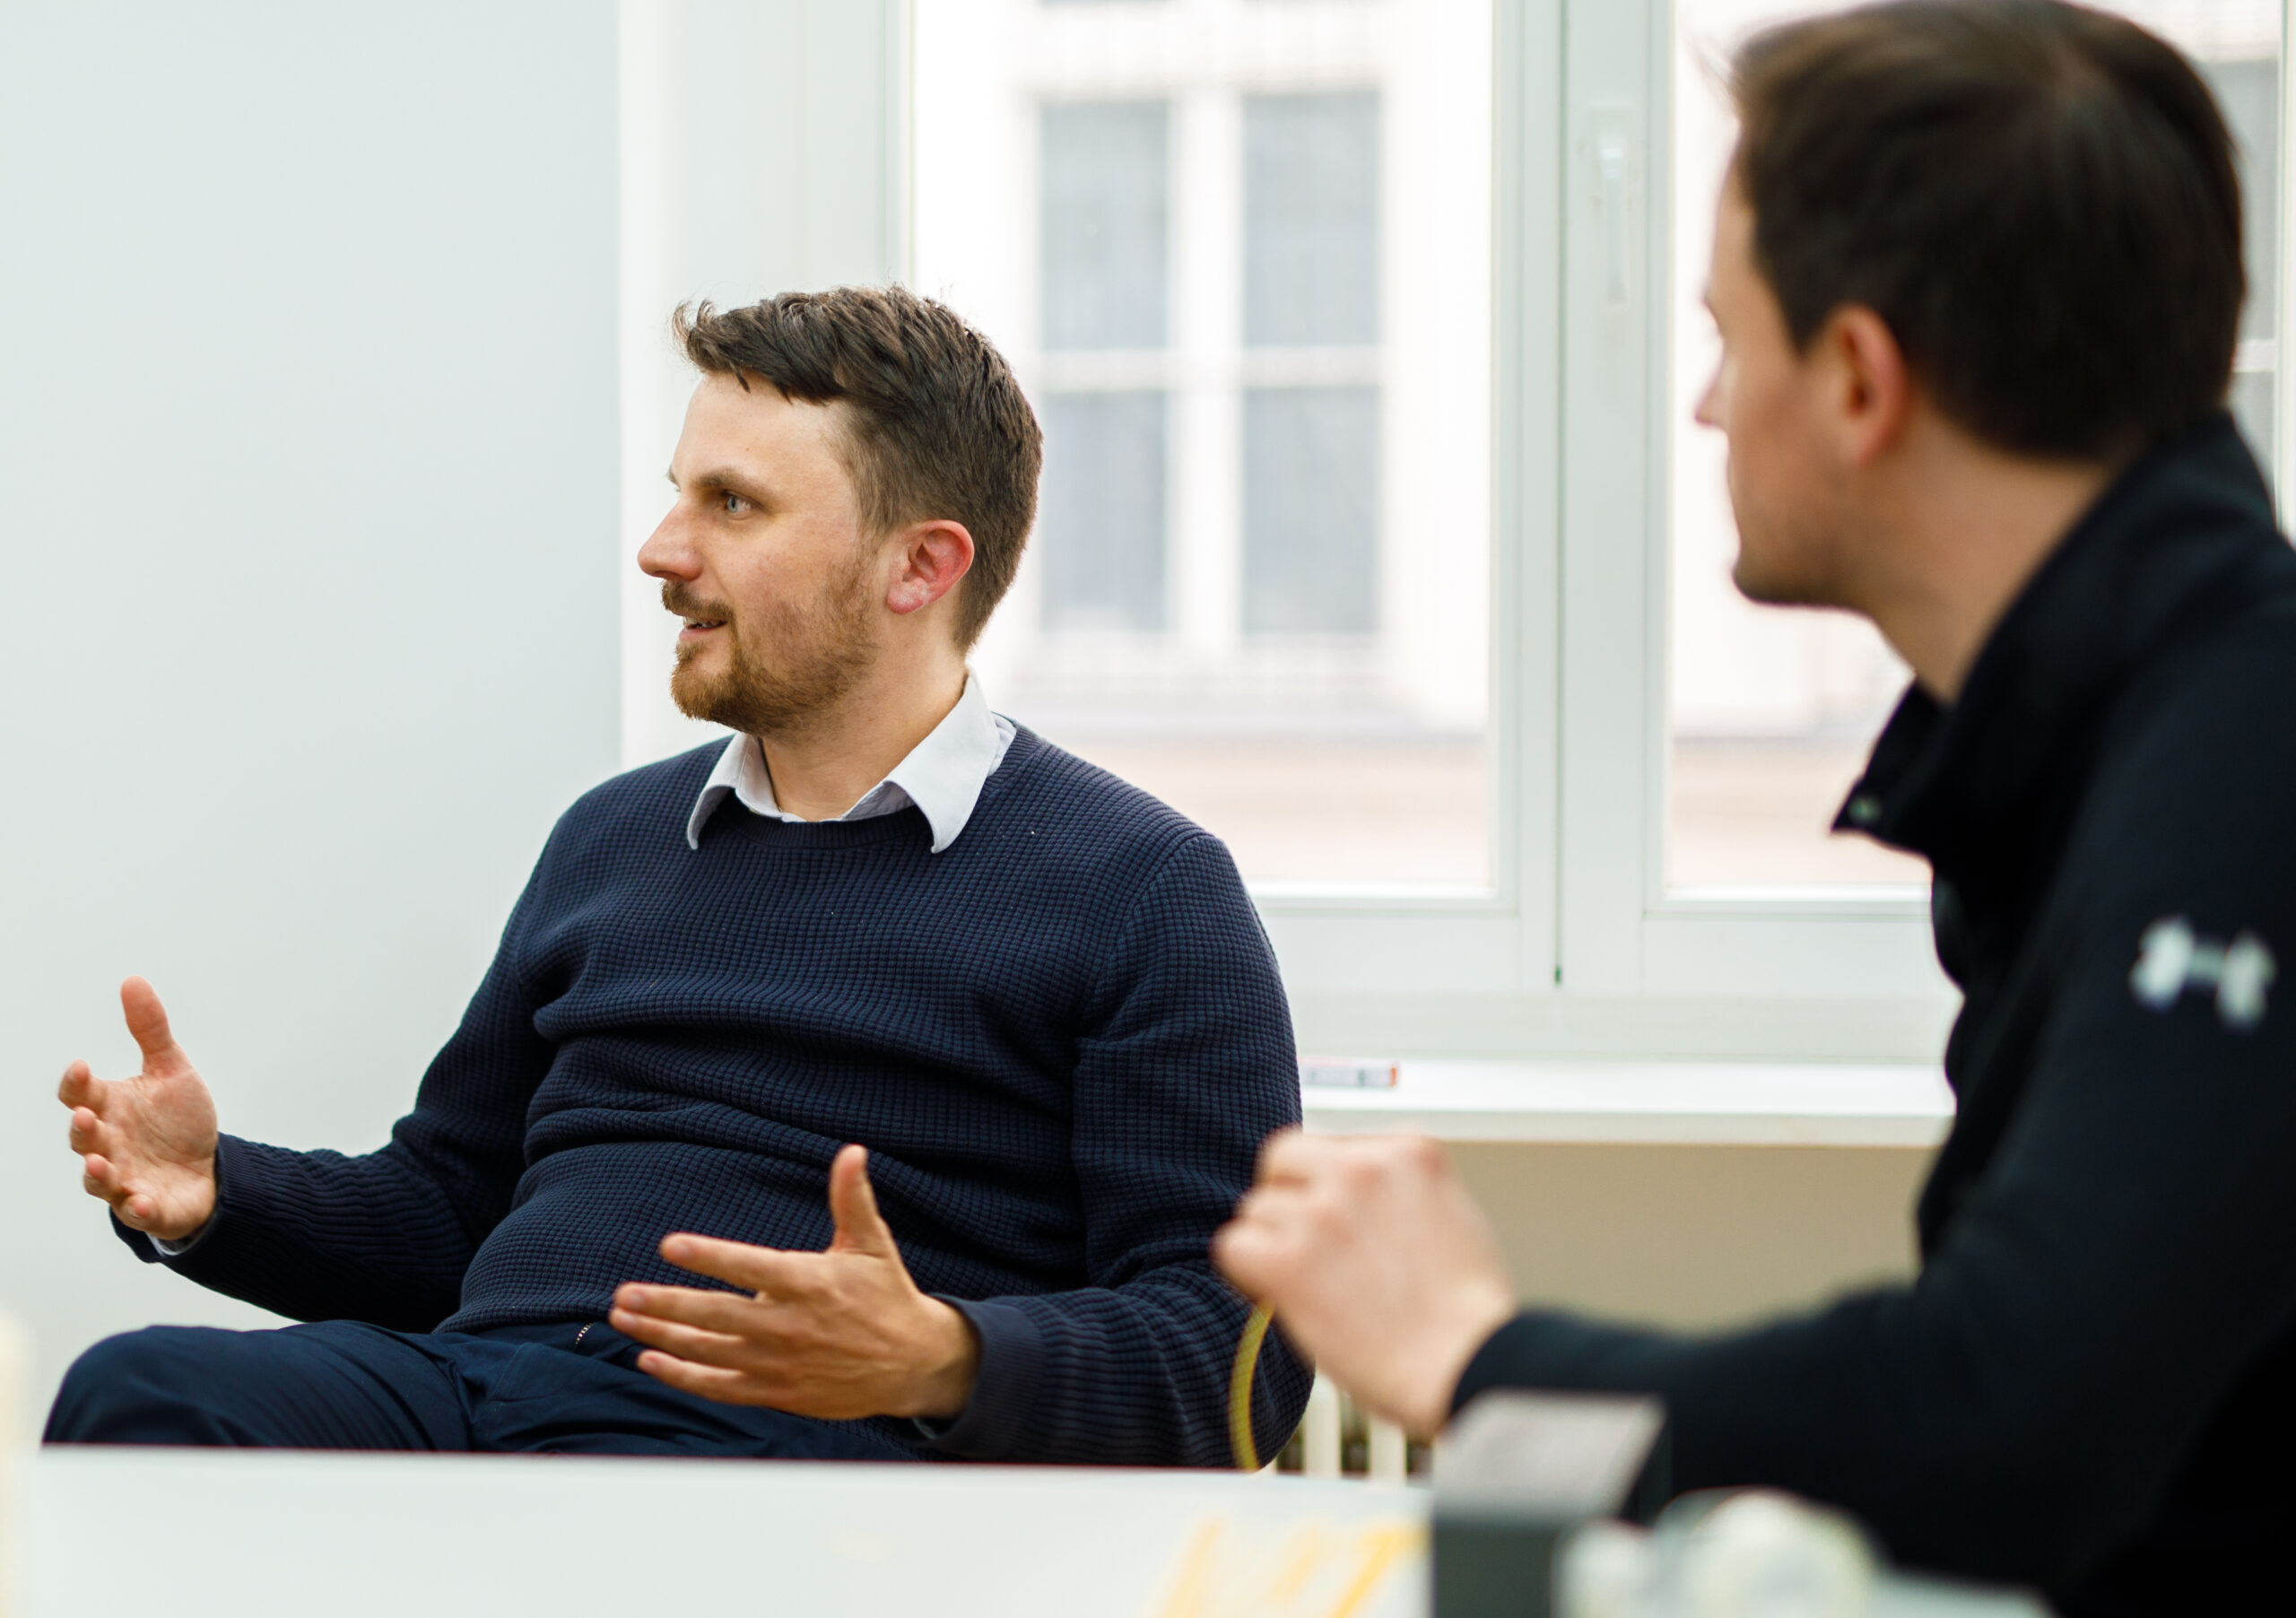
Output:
[1559, 1488, 1878, 1618]
[0, 1312, 30, 1618]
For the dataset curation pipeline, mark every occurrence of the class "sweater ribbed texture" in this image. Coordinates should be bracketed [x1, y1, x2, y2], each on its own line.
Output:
[131, 728, 1310, 1466]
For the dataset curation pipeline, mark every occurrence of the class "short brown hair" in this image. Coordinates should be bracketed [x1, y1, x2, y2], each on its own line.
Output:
[674, 287, 1042, 649]
[1732, 0, 2243, 460]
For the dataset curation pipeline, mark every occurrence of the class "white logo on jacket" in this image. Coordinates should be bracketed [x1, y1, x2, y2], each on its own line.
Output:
[2129, 917, 2277, 1031]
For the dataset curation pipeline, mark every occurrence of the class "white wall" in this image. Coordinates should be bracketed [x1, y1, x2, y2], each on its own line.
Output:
[620, 0, 904, 769]
[0, 2, 622, 1409]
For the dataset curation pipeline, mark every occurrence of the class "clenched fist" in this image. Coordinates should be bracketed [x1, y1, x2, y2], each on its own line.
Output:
[1213, 1129, 1518, 1440]
[59, 977, 219, 1243]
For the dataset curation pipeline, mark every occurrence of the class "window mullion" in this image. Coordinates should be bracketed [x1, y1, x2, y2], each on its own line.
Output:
[1171, 86, 1245, 657]
[1554, 0, 1663, 993]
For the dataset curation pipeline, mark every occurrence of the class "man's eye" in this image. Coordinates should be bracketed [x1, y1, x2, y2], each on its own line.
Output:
[720, 491, 750, 515]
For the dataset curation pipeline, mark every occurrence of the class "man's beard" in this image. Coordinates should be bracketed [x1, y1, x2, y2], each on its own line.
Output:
[663, 562, 879, 736]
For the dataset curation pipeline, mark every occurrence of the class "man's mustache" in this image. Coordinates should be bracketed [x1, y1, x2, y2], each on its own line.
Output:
[661, 583, 733, 624]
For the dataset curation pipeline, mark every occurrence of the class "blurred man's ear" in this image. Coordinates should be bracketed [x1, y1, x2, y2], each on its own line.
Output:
[1819, 306, 1914, 470]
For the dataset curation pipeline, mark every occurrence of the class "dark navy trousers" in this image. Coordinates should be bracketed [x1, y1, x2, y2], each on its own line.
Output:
[45, 1319, 923, 1460]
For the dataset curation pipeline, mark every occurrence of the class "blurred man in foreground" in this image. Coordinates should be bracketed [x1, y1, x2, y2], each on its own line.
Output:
[1219, 4, 2296, 1610]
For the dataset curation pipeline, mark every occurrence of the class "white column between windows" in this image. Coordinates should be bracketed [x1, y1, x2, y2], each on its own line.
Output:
[1172, 85, 1244, 659]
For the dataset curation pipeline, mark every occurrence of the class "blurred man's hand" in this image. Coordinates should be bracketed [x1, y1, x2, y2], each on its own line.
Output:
[1213, 1128, 1516, 1440]
[59, 977, 220, 1243]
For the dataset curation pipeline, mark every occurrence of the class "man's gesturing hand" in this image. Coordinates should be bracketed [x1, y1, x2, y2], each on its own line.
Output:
[1213, 1129, 1518, 1442]
[58, 977, 220, 1243]
[610, 1144, 982, 1422]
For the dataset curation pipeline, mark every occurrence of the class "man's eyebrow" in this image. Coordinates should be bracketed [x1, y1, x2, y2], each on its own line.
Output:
[677, 465, 778, 509]
[666, 465, 768, 496]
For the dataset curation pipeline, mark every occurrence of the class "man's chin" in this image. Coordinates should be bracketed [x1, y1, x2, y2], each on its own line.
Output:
[1732, 565, 1800, 607]
[668, 664, 733, 728]
[670, 662, 822, 735]
[1731, 554, 1835, 611]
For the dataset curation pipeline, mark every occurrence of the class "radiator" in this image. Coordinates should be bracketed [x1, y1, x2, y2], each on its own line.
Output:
[1274, 1372, 1413, 1480]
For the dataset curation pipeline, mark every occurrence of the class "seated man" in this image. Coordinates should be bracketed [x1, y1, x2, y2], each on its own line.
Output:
[50, 286, 1309, 1466]
[1218, 2, 2295, 1611]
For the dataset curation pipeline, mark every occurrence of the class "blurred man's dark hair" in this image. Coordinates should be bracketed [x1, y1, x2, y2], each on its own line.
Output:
[675, 287, 1042, 649]
[1732, 0, 2243, 461]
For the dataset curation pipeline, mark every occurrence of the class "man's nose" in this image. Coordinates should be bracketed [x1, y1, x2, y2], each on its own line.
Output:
[1693, 360, 1726, 430]
[637, 510, 700, 581]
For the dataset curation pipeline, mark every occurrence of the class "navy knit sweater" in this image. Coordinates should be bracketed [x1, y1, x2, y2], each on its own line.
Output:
[124, 728, 1312, 1466]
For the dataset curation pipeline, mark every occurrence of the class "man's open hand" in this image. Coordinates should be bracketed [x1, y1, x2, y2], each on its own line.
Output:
[58, 977, 220, 1243]
[1213, 1129, 1518, 1441]
[610, 1144, 981, 1422]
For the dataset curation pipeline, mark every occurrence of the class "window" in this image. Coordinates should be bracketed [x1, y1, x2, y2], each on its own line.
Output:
[912, 0, 1494, 892]
[1243, 91, 1383, 639]
[1039, 392, 1171, 632]
[1041, 101, 1169, 352]
[1037, 98, 1172, 636]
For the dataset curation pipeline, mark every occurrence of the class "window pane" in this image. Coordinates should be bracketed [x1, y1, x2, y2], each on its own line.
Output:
[1040, 101, 1170, 351]
[1039, 390, 1170, 631]
[914, 0, 1493, 890]
[1244, 386, 1380, 633]
[2205, 53, 2281, 479]
[2232, 368, 2277, 471]
[1666, 0, 2281, 891]
[1244, 92, 1381, 348]
[2210, 56, 2281, 353]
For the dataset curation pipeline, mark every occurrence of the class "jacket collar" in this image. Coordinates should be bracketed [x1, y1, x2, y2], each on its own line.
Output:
[1840, 413, 2291, 883]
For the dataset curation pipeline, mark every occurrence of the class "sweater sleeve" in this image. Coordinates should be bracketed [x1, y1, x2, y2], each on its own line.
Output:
[1449, 637, 2296, 1588]
[920, 832, 1313, 1466]
[116, 846, 561, 1332]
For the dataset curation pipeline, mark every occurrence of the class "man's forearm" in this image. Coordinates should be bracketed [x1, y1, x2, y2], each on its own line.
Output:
[914, 1268, 1314, 1467]
[125, 1133, 477, 1329]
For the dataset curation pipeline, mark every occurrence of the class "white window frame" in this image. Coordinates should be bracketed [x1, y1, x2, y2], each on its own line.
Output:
[1554, 0, 1948, 1003]
[1544, 0, 2292, 1040]
[618, 0, 2023, 1065]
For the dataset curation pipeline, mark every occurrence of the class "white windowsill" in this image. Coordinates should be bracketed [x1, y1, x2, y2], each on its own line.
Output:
[1301, 1060, 1954, 1148]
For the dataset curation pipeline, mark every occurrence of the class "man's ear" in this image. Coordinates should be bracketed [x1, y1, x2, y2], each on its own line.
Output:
[1819, 305, 1914, 468]
[884, 519, 976, 617]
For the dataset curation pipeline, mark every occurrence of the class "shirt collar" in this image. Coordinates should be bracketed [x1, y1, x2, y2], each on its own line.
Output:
[684, 673, 1016, 855]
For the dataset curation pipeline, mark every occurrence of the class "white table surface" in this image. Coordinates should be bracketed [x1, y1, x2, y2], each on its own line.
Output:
[10, 1448, 2043, 1617]
[1302, 1062, 1956, 1149]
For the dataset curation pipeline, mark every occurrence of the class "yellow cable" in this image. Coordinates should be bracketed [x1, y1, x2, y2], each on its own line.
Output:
[1229, 1303, 1274, 1471]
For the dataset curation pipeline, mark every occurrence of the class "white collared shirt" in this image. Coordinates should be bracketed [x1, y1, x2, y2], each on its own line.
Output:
[684, 673, 1017, 855]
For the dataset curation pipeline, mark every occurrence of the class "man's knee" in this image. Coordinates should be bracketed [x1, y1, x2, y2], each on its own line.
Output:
[46, 1326, 250, 1445]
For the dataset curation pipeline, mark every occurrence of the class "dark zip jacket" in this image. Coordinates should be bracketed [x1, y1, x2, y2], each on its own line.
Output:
[1452, 414, 2296, 1614]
